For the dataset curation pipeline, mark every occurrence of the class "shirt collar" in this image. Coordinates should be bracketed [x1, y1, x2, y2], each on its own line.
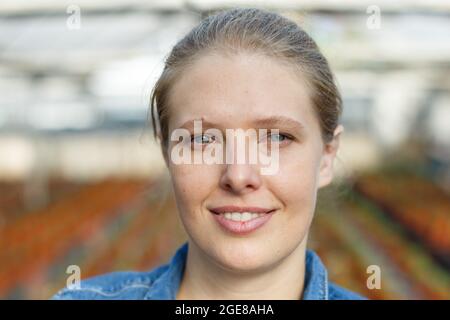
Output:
[144, 241, 329, 300]
[143, 242, 188, 300]
[302, 248, 329, 300]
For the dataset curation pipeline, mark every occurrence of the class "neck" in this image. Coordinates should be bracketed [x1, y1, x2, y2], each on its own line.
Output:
[176, 238, 308, 300]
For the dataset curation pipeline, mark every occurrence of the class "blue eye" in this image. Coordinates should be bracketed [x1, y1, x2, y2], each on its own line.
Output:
[270, 133, 287, 142]
[192, 134, 215, 145]
[268, 133, 292, 143]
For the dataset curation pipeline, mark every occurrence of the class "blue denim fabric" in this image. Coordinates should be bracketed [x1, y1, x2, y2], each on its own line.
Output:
[52, 241, 366, 300]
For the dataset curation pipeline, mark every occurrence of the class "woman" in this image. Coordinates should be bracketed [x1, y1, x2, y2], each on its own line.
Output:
[53, 8, 366, 300]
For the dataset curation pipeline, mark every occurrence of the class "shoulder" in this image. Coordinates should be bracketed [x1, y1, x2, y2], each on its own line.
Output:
[51, 264, 169, 300]
[304, 249, 367, 300]
[328, 281, 368, 300]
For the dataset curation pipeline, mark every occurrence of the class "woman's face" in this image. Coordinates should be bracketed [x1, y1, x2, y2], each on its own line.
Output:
[165, 52, 340, 273]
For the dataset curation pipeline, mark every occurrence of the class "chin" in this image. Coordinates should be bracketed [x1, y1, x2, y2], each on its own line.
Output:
[212, 242, 275, 274]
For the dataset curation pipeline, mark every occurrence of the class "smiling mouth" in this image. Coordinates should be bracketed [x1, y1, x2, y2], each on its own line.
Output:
[213, 211, 267, 222]
[209, 206, 276, 235]
[209, 206, 276, 222]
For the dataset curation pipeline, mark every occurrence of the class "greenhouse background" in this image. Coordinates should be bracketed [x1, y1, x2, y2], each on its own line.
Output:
[0, 0, 449, 299]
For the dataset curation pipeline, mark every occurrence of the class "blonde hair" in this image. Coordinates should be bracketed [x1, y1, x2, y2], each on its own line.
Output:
[150, 7, 342, 148]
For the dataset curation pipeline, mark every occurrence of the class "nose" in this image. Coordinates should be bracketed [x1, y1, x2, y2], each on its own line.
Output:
[219, 163, 262, 194]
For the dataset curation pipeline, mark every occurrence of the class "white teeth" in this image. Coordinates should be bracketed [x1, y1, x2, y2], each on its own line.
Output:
[231, 212, 241, 221]
[242, 212, 252, 221]
[221, 212, 265, 222]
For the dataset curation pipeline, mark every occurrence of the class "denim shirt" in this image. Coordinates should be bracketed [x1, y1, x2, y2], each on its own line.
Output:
[52, 242, 366, 300]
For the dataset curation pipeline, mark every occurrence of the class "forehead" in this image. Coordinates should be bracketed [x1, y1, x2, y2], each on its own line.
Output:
[168, 52, 316, 129]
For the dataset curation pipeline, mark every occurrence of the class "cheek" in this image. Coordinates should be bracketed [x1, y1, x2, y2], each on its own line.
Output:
[169, 163, 216, 217]
[274, 146, 321, 202]
[268, 145, 322, 234]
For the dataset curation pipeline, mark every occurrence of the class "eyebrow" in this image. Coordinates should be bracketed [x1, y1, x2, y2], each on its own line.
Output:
[252, 116, 305, 132]
[178, 116, 305, 133]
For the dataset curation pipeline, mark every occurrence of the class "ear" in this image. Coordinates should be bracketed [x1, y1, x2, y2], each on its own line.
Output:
[318, 125, 344, 189]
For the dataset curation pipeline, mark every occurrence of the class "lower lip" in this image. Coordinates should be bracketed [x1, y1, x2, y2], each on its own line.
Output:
[210, 211, 275, 235]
